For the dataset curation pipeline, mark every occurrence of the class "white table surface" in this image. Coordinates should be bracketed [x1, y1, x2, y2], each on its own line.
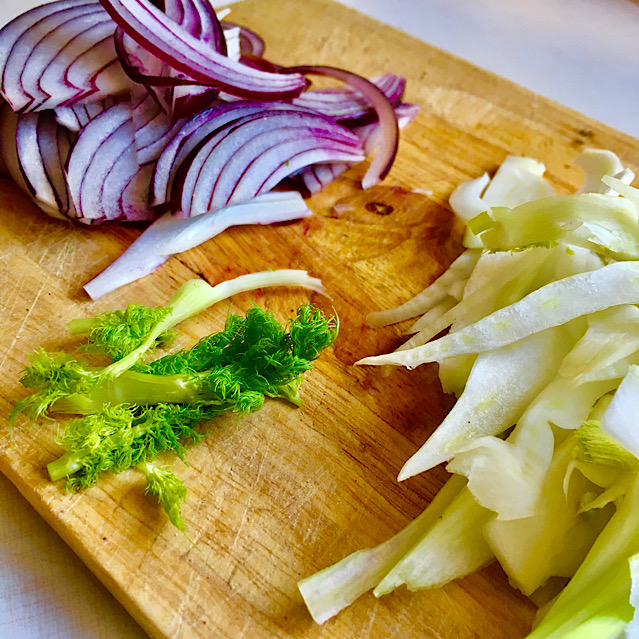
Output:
[2, 1, 639, 638]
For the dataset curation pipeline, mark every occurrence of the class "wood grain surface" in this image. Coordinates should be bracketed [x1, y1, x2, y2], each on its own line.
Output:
[2, 1, 639, 638]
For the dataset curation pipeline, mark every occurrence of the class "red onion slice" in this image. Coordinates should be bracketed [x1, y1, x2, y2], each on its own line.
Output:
[297, 103, 420, 195]
[113, 27, 190, 88]
[66, 102, 135, 221]
[298, 162, 351, 196]
[131, 91, 186, 165]
[117, 161, 155, 221]
[0, 105, 74, 219]
[35, 111, 75, 217]
[58, 33, 130, 107]
[221, 25, 241, 62]
[66, 95, 189, 222]
[0, 0, 130, 112]
[114, 0, 228, 117]
[184, 0, 226, 52]
[1, 2, 105, 111]
[98, 0, 308, 99]
[356, 102, 420, 154]
[0, 104, 34, 196]
[0, 0, 96, 66]
[37, 13, 115, 105]
[175, 110, 364, 214]
[285, 65, 399, 189]
[221, 21, 265, 57]
[216, 141, 366, 209]
[15, 113, 60, 214]
[16, 111, 73, 218]
[165, 0, 227, 118]
[54, 96, 118, 131]
[96, 97, 160, 221]
[83, 210, 181, 299]
[159, 191, 312, 254]
[292, 73, 405, 124]
[152, 101, 320, 207]
[83, 192, 311, 299]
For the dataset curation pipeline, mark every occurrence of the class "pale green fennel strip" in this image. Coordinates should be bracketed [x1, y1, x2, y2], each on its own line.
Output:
[373, 486, 493, 596]
[398, 326, 573, 480]
[398, 246, 553, 352]
[298, 475, 466, 624]
[365, 249, 480, 328]
[357, 261, 639, 370]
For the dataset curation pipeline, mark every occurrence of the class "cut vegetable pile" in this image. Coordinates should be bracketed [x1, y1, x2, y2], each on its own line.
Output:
[299, 149, 639, 638]
[11, 270, 337, 535]
[0, 0, 417, 298]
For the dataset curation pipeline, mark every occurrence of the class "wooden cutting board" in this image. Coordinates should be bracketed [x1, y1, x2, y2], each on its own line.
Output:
[2, 1, 639, 637]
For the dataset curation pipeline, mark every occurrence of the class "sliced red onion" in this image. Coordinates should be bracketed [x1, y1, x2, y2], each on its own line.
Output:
[0, 0, 92, 67]
[131, 91, 186, 165]
[54, 96, 118, 131]
[66, 101, 137, 221]
[185, 0, 226, 52]
[65, 93, 194, 222]
[1, 2, 104, 111]
[171, 87, 220, 120]
[35, 111, 75, 217]
[297, 103, 420, 195]
[84, 210, 183, 299]
[165, 0, 228, 119]
[285, 65, 399, 189]
[299, 162, 351, 196]
[15, 113, 61, 216]
[175, 110, 364, 214]
[36, 13, 116, 108]
[0, 104, 33, 195]
[113, 28, 179, 90]
[83, 191, 311, 299]
[58, 33, 130, 107]
[0, 105, 74, 219]
[163, 0, 186, 29]
[292, 73, 405, 124]
[159, 191, 312, 254]
[113, 26, 218, 117]
[221, 25, 241, 62]
[97, 98, 159, 221]
[152, 101, 319, 207]
[356, 102, 419, 154]
[98, 0, 307, 99]
[216, 142, 365, 210]
[0, 0, 130, 112]
[221, 22, 265, 57]
[117, 161, 155, 221]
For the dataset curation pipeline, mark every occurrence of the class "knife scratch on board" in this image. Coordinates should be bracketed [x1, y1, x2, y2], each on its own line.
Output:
[227, 450, 267, 564]
[0, 276, 50, 373]
[169, 567, 204, 637]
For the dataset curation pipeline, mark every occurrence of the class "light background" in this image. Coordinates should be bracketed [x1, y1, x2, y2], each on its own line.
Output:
[1, 0, 639, 637]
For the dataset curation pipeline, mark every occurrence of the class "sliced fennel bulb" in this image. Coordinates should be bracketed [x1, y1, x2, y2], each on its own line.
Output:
[300, 148, 639, 636]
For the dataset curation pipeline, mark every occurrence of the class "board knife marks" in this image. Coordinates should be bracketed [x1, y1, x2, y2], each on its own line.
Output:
[225, 448, 267, 566]
[0, 274, 52, 373]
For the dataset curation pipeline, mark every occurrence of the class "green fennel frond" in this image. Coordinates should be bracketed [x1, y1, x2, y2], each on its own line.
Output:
[289, 303, 339, 361]
[68, 305, 176, 362]
[139, 461, 189, 534]
[10, 350, 98, 426]
[16, 298, 337, 535]
[49, 403, 216, 489]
